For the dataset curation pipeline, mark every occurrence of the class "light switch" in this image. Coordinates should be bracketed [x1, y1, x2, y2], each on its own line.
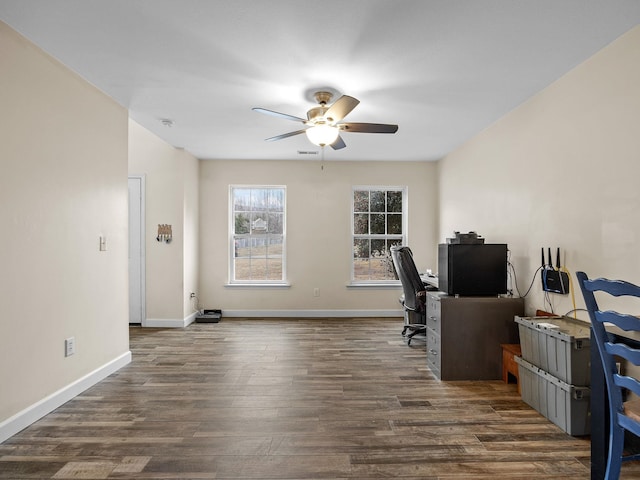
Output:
[99, 236, 107, 251]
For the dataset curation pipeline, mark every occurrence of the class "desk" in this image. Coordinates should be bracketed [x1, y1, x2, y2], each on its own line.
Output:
[590, 327, 640, 479]
[425, 293, 524, 380]
[420, 273, 438, 289]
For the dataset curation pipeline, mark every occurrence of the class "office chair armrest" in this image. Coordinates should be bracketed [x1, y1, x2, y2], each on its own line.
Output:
[416, 290, 427, 304]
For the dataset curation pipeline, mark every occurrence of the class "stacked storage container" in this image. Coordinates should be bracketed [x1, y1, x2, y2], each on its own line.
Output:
[514, 316, 591, 435]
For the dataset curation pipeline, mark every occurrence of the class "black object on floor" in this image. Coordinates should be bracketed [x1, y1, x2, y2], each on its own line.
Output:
[196, 309, 222, 323]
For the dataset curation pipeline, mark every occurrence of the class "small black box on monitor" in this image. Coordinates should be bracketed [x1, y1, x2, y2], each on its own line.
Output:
[438, 243, 507, 296]
[446, 231, 485, 244]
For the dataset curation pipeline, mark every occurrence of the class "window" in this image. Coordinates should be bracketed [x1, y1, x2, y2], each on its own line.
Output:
[352, 186, 406, 282]
[230, 186, 286, 283]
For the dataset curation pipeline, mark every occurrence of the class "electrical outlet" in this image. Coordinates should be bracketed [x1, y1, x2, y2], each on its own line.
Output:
[99, 236, 107, 251]
[65, 337, 75, 357]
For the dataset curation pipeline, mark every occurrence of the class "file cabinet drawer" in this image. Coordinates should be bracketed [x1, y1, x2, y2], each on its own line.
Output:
[426, 292, 443, 335]
[427, 327, 441, 372]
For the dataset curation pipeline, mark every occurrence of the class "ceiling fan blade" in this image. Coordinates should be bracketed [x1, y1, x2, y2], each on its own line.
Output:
[340, 122, 398, 134]
[252, 107, 306, 123]
[324, 95, 360, 123]
[330, 135, 346, 150]
[264, 129, 307, 142]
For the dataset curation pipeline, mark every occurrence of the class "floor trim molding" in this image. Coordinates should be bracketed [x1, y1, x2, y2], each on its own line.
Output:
[0, 351, 132, 443]
[145, 311, 198, 328]
[222, 309, 404, 318]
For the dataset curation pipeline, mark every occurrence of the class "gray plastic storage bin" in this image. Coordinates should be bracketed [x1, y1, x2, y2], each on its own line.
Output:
[515, 315, 591, 386]
[515, 356, 590, 436]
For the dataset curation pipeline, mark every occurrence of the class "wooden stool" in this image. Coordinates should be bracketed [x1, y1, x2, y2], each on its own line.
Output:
[501, 343, 522, 394]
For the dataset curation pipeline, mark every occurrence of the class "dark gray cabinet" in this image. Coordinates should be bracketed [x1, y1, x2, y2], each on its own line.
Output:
[426, 292, 524, 380]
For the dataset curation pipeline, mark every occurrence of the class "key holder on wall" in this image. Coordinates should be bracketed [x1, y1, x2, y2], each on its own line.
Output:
[157, 224, 172, 243]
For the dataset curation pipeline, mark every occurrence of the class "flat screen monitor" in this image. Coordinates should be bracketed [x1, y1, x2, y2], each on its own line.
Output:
[438, 243, 507, 296]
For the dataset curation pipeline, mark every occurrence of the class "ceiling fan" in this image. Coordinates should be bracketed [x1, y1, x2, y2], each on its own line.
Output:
[252, 91, 398, 150]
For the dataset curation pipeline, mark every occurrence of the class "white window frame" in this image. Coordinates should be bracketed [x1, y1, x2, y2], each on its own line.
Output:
[229, 185, 287, 285]
[351, 185, 408, 285]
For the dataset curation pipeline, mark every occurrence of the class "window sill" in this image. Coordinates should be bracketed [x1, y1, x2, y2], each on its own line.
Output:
[225, 282, 291, 288]
[347, 282, 402, 288]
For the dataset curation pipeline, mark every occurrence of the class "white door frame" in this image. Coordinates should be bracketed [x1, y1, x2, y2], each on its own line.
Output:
[128, 175, 146, 326]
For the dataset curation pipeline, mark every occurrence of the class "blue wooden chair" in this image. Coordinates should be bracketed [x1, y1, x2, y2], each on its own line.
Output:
[577, 271, 640, 479]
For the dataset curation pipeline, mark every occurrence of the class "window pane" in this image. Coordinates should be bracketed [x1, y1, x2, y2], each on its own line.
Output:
[387, 191, 402, 212]
[371, 239, 386, 258]
[247, 237, 261, 257]
[234, 188, 251, 210]
[234, 257, 251, 281]
[370, 214, 385, 234]
[387, 214, 402, 235]
[266, 258, 282, 280]
[353, 258, 371, 280]
[354, 238, 369, 258]
[354, 190, 369, 212]
[269, 189, 284, 211]
[251, 189, 268, 210]
[370, 190, 385, 212]
[251, 213, 268, 233]
[354, 213, 368, 235]
[250, 258, 267, 279]
[267, 235, 283, 256]
[370, 257, 390, 280]
[234, 237, 248, 257]
[234, 213, 250, 234]
[268, 213, 283, 234]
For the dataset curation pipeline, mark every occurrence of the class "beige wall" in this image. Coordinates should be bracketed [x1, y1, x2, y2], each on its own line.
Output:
[0, 22, 129, 434]
[128, 120, 200, 325]
[199, 159, 438, 315]
[4, 12, 637, 442]
[439, 26, 640, 317]
[183, 151, 200, 319]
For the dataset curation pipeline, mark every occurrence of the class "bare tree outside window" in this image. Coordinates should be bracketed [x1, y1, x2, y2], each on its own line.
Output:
[352, 187, 406, 282]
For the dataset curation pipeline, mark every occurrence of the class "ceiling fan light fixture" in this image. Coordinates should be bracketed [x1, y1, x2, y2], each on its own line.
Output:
[305, 124, 339, 147]
[253, 91, 396, 151]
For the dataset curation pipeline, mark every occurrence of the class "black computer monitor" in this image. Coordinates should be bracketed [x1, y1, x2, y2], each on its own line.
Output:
[438, 243, 507, 296]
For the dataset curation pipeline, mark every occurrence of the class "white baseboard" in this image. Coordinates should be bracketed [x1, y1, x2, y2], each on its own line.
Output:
[184, 311, 198, 326]
[222, 309, 404, 318]
[0, 351, 131, 444]
[145, 311, 198, 328]
[148, 311, 403, 324]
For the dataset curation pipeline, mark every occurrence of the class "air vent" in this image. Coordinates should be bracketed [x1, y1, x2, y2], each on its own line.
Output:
[297, 150, 319, 155]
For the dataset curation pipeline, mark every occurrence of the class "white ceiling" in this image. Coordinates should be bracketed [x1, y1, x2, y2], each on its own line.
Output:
[2, 1, 640, 162]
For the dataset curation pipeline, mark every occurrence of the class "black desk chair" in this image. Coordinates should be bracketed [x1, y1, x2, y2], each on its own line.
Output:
[390, 246, 427, 345]
[578, 271, 640, 479]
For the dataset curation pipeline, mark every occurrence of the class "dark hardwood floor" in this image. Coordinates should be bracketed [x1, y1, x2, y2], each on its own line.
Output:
[0, 318, 598, 479]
